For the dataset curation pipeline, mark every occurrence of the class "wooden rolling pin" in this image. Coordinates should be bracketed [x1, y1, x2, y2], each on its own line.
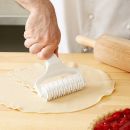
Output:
[76, 35, 130, 72]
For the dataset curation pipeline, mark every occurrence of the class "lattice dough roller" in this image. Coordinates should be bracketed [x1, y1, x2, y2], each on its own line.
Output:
[35, 54, 87, 101]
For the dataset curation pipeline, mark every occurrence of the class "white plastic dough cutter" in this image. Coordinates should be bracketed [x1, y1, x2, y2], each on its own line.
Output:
[35, 54, 87, 101]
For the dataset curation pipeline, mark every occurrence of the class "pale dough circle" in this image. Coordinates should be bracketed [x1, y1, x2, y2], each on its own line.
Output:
[0, 64, 115, 113]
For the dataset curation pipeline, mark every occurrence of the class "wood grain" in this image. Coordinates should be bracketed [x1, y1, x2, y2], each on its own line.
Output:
[76, 35, 130, 72]
[95, 35, 130, 72]
[0, 52, 129, 130]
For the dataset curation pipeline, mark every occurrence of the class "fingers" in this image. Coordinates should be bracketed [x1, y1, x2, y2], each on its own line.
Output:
[24, 31, 31, 39]
[29, 43, 44, 54]
[24, 37, 58, 59]
[37, 44, 57, 60]
[24, 38, 38, 48]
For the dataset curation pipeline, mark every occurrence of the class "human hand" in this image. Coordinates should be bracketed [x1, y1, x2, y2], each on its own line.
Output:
[16, 0, 61, 59]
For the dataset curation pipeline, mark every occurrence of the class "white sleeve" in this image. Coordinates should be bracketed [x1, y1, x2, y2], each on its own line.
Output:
[51, 0, 130, 52]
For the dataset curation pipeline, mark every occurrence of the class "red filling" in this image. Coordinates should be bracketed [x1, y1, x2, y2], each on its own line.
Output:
[94, 108, 130, 130]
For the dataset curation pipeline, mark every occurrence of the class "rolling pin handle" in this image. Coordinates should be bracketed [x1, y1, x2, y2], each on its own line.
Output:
[76, 35, 95, 48]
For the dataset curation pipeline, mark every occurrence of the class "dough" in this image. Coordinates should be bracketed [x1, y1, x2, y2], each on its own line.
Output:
[0, 64, 115, 113]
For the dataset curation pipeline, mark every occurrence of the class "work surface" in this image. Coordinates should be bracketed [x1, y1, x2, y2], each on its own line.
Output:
[0, 52, 130, 130]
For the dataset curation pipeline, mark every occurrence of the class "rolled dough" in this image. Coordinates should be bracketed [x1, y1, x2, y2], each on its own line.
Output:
[0, 64, 115, 113]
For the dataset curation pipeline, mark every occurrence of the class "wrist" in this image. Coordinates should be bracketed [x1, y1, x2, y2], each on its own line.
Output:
[16, 0, 51, 12]
[33, 0, 54, 12]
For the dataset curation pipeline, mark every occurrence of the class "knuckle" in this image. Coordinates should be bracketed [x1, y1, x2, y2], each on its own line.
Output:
[38, 52, 49, 60]
[29, 47, 37, 54]
[24, 41, 29, 48]
[29, 44, 42, 54]
[24, 31, 31, 39]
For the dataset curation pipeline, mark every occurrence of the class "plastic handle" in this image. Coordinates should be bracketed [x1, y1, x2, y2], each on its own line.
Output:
[47, 54, 60, 64]
[76, 35, 95, 48]
[45, 54, 61, 70]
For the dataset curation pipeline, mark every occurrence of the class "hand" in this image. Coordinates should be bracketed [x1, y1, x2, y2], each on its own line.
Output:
[16, 0, 61, 59]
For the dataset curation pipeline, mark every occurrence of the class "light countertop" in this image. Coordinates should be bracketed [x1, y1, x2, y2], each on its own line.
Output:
[0, 52, 130, 130]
